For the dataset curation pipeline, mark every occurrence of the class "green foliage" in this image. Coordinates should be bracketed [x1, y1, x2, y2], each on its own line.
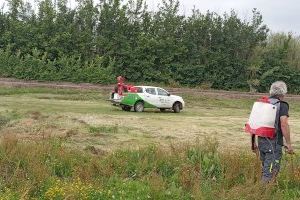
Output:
[0, 137, 300, 199]
[0, 0, 300, 92]
[0, 48, 114, 83]
[187, 138, 222, 179]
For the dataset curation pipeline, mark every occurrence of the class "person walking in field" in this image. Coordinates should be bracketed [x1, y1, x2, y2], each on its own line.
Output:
[246, 81, 294, 183]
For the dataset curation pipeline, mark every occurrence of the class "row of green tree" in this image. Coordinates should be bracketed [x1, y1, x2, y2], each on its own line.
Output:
[0, 0, 300, 93]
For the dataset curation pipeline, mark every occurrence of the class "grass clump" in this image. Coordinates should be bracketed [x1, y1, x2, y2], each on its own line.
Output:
[88, 125, 119, 135]
[0, 116, 10, 129]
[0, 110, 21, 129]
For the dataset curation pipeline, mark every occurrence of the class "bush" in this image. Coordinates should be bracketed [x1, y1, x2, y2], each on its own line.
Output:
[0, 49, 115, 84]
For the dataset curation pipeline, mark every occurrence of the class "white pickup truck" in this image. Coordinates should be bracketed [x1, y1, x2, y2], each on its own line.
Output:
[111, 86, 185, 113]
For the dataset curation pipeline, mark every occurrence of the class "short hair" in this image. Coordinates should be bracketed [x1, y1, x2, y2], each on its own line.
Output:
[269, 81, 287, 97]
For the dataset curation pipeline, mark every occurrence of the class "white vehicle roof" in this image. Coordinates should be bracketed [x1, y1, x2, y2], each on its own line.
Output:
[135, 86, 169, 93]
[135, 86, 164, 89]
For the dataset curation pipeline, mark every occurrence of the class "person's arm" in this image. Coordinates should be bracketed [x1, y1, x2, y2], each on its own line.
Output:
[281, 116, 294, 154]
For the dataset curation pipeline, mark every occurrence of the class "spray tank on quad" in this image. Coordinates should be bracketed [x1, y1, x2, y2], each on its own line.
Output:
[245, 96, 280, 139]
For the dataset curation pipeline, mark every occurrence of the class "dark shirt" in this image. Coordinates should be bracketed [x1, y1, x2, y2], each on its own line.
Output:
[271, 96, 289, 145]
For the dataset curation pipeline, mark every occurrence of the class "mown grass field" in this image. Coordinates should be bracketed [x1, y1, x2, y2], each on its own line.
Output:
[0, 86, 300, 199]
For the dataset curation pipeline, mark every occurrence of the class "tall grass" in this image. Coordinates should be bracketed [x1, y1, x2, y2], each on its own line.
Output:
[0, 136, 299, 199]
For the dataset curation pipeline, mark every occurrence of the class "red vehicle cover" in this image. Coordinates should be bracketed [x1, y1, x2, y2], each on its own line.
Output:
[116, 76, 137, 95]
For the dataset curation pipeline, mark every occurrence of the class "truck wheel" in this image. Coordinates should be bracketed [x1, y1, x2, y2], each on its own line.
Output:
[121, 105, 131, 111]
[134, 101, 144, 112]
[173, 102, 181, 113]
[160, 108, 166, 112]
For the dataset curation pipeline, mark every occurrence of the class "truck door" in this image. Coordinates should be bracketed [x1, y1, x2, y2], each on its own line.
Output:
[157, 88, 171, 108]
[142, 87, 160, 108]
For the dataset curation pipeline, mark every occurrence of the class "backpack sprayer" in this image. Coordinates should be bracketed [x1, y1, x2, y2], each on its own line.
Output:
[245, 96, 279, 156]
[245, 96, 279, 139]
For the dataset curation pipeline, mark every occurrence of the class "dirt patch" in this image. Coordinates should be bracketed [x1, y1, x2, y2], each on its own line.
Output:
[84, 145, 106, 155]
[1, 78, 300, 100]
[65, 129, 79, 137]
[27, 111, 44, 120]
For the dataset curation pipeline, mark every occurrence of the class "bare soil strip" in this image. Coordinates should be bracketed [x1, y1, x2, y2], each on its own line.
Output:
[1, 77, 300, 100]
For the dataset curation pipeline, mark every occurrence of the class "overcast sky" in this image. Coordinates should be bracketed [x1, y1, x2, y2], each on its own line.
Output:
[147, 0, 300, 34]
[0, 0, 299, 34]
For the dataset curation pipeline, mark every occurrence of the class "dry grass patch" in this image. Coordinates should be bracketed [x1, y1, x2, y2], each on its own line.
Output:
[1, 86, 300, 152]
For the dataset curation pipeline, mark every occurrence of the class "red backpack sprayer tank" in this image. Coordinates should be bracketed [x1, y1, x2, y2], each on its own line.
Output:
[245, 96, 279, 151]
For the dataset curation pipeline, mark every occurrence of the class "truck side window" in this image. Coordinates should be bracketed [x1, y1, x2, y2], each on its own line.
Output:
[135, 87, 143, 93]
[146, 88, 156, 95]
[157, 88, 168, 96]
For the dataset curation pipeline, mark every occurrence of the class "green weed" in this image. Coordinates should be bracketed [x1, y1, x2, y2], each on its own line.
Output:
[0, 116, 10, 129]
[0, 138, 300, 199]
[88, 125, 119, 135]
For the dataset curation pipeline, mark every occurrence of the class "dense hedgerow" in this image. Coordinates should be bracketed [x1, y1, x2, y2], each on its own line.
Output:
[1, 0, 300, 92]
[0, 48, 114, 84]
[0, 136, 299, 199]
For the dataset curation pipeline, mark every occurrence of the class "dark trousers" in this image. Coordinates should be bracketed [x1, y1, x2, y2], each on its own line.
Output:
[258, 137, 283, 182]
